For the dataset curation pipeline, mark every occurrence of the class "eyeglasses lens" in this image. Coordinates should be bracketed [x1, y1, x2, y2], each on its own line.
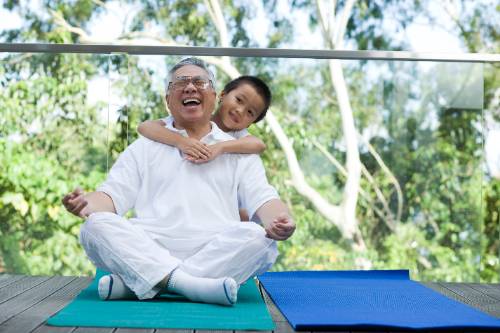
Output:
[171, 76, 210, 90]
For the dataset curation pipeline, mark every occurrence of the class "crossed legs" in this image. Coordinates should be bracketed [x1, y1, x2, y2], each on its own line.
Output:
[80, 212, 277, 305]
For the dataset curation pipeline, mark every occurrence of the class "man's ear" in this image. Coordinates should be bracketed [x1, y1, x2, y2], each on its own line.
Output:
[163, 94, 169, 112]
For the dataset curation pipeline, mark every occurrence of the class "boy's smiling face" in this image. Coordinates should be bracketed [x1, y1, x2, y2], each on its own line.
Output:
[217, 83, 266, 132]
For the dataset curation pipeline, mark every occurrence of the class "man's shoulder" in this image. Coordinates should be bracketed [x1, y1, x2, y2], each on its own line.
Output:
[129, 136, 175, 153]
[228, 151, 262, 166]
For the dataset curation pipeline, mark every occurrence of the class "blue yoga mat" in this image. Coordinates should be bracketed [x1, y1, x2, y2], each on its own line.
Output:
[258, 270, 500, 331]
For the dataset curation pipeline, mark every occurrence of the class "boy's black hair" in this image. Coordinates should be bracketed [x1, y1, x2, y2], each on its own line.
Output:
[222, 76, 271, 123]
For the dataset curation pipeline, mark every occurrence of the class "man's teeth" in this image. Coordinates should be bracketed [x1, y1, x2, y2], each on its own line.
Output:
[183, 98, 201, 105]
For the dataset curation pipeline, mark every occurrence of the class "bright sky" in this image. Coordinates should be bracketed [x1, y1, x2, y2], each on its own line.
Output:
[0, 1, 498, 176]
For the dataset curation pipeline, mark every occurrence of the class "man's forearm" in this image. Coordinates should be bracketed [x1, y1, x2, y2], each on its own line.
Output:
[255, 199, 290, 229]
[82, 191, 117, 216]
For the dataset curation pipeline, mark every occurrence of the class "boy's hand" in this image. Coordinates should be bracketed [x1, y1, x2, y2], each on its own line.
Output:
[189, 143, 225, 164]
[265, 213, 296, 241]
[62, 187, 89, 218]
[178, 137, 211, 161]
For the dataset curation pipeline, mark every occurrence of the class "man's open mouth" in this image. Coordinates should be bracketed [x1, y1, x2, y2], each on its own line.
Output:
[182, 98, 201, 106]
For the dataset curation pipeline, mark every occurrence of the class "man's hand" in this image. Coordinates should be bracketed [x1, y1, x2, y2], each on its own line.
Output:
[265, 213, 296, 241]
[178, 137, 211, 161]
[62, 187, 89, 218]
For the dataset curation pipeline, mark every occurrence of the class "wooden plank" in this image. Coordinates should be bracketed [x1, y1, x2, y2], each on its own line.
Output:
[441, 282, 499, 306]
[273, 321, 295, 333]
[195, 330, 234, 333]
[438, 282, 500, 312]
[29, 325, 76, 333]
[0, 276, 74, 326]
[155, 329, 194, 333]
[0, 274, 14, 286]
[116, 329, 155, 333]
[424, 282, 500, 318]
[0, 276, 51, 305]
[72, 328, 115, 333]
[258, 285, 287, 323]
[0, 274, 25, 290]
[2, 276, 90, 333]
[467, 283, 500, 302]
[422, 281, 471, 303]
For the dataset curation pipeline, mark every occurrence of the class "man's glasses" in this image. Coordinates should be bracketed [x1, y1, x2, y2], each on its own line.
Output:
[169, 76, 213, 91]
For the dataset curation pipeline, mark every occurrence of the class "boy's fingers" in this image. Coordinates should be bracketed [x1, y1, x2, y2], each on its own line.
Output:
[198, 149, 210, 158]
[185, 152, 198, 159]
[194, 158, 210, 164]
[196, 151, 210, 159]
[201, 147, 211, 155]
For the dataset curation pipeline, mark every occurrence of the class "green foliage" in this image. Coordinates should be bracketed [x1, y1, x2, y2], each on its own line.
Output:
[0, 49, 108, 274]
[0, 139, 103, 274]
[0, 0, 498, 284]
[481, 179, 500, 282]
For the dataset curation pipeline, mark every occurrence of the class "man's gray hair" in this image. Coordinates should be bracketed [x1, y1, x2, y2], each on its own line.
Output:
[166, 57, 216, 93]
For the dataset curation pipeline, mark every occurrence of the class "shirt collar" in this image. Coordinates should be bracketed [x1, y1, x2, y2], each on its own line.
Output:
[164, 116, 231, 144]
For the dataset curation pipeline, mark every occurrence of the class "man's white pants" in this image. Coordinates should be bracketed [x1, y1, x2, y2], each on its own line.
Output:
[79, 212, 278, 300]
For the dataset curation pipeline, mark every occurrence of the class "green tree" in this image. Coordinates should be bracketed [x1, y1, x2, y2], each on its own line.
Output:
[1, 0, 497, 282]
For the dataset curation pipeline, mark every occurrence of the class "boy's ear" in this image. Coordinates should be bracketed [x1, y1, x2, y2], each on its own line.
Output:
[219, 90, 226, 100]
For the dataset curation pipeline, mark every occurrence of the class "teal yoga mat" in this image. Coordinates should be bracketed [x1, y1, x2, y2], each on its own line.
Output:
[47, 270, 274, 330]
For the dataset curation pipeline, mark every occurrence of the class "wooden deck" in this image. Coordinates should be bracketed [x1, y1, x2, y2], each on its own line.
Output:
[0, 274, 499, 333]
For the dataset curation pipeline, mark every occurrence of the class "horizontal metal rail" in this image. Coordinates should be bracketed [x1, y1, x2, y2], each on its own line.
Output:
[1, 43, 499, 63]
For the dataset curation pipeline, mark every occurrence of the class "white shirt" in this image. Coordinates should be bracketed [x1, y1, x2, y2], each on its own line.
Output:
[97, 116, 278, 251]
[228, 128, 249, 139]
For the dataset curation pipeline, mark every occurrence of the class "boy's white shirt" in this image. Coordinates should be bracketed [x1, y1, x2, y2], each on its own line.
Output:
[97, 116, 278, 252]
[227, 128, 249, 139]
[159, 116, 249, 140]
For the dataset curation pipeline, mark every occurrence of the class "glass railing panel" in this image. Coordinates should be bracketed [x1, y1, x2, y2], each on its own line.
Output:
[0, 52, 112, 276]
[1, 50, 496, 284]
[480, 62, 500, 283]
[378, 61, 484, 282]
[120, 55, 486, 282]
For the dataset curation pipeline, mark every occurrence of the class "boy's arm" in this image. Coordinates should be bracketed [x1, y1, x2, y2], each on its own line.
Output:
[138, 119, 210, 160]
[218, 135, 266, 154]
[192, 135, 266, 164]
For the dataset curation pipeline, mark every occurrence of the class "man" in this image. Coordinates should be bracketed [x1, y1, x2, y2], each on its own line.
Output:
[62, 57, 295, 306]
